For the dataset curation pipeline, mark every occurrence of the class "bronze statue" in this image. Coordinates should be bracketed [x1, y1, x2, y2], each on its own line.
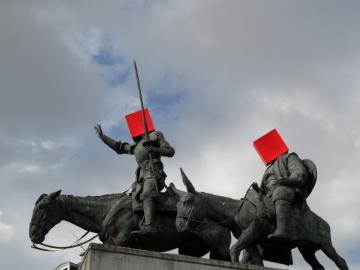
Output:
[29, 62, 231, 259]
[94, 124, 175, 235]
[173, 168, 349, 270]
[253, 129, 317, 242]
[28, 60, 350, 269]
[260, 152, 316, 241]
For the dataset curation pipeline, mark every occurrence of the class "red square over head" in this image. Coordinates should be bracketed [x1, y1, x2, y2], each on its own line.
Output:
[125, 108, 155, 138]
[253, 129, 289, 166]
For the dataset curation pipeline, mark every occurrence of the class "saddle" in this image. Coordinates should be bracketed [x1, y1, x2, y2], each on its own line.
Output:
[245, 187, 310, 239]
[243, 189, 275, 220]
[132, 190, 177, 212]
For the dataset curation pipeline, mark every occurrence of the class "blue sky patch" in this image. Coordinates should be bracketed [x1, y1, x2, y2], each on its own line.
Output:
[108, 122, 131, 140]
[91, 35, 130, 87]
[92, 49, 125, 66]
[146, 73, 186, 115]
[148, 91, 184, 115]
[349, 246, 360, 262]
[108, 68, 130, 87]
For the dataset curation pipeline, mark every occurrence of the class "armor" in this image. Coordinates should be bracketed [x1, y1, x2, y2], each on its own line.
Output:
[98, 129, 175, 234]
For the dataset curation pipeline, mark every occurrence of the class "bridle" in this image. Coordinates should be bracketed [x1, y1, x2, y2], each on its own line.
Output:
[31, 229, 98, 252]
[177, 184, 260, 229]
[30, 188, 131, 252]
[30, 212, 98, 252]
[177, 199, 244, 227]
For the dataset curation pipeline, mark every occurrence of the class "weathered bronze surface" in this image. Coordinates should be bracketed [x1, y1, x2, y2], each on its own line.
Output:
[173, 167, 349, 270]
[28, 121, 349, 270]
[29, 189, 231, 260]
[94, 124, 175, 236]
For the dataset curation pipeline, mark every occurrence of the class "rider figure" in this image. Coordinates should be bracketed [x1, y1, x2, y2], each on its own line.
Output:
[260, 152, 308, 240]
[94, 120, 175, 235]
[254, 129, 312, 241]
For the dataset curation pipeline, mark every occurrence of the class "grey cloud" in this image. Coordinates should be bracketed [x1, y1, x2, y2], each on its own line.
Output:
[1, 1, 360, 270]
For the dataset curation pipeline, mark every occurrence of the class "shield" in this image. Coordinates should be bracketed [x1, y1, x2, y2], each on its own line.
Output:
[253, 129, 289, 166]
[125, 108, 155, 138]
[303, 159, 317, 197]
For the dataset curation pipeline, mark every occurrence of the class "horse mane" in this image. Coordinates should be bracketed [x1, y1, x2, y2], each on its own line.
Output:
[56, 192, 130, 216]
[55, 192, 130, 208]
[82, 192, 129, 202]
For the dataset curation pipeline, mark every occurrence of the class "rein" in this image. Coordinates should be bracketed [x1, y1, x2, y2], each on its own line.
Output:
[31, 231, 98, 252]
[31, 188, 132, 252]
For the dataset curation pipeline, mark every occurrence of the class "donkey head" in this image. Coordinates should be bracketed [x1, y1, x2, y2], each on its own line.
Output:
[171, 169, 207, 232]
[29, 190, 62, 244]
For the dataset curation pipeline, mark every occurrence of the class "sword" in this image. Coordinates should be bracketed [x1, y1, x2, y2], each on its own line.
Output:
[133, 60, 168, 192]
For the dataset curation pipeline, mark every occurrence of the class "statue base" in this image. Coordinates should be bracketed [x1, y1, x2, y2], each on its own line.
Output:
[78, 244, 286, 270]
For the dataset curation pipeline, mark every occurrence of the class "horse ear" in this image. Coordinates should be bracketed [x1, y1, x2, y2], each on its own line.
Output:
[180, 168, 196, 194]
[49, 190, 62, 199]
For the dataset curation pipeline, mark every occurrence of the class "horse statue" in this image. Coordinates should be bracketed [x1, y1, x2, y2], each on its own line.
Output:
[29, 189, 231, 260]
[171, 169, 349, 270]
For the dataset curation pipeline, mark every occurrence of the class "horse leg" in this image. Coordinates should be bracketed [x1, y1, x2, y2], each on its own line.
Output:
[104, 219, 133, 246]
[105, 210, 135, 247]
[110, 230, 133, 247]
[298, 247, 324, 270]
[209, 228, 231, 261]
[230, 220, 260, 264]
[240, 249, 251, 264]
[209, 246, 231, 261]
[320, 242, 349, 270]
[245, 245, 264, 266]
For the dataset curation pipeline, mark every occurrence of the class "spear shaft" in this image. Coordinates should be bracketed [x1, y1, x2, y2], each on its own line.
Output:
[134, 60, 150, 140]
[133, 60, 159, 192]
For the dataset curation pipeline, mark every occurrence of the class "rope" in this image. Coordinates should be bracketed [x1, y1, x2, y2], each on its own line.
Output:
[31, 233, 98, 252]
[31, 187, 131, 252]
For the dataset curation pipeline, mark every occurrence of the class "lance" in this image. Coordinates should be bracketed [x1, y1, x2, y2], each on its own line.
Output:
[134, 60, 150, 141]
[133, 60, 168, 192]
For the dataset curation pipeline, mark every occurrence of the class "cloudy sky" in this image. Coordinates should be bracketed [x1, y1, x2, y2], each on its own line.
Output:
[1, 1, 360, 269]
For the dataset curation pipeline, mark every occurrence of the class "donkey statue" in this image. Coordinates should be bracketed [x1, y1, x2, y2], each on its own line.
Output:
[172, 169, 349, 270]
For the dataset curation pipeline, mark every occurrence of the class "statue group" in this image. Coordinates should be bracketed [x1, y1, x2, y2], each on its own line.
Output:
[29, 65, 349, 270]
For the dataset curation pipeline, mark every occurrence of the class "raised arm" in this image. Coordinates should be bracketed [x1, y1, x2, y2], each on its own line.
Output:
[94, 124, 133, 154]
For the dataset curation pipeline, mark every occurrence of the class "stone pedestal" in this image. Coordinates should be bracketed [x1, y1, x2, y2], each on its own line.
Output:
[78, 244, 286, 270]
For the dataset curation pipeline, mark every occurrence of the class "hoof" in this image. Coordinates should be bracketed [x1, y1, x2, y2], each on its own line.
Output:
[230, 250, 239, 263]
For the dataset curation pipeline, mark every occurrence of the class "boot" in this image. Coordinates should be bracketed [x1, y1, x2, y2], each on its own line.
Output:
[132, 199, 157, 236]
[268, 200, 292, 240]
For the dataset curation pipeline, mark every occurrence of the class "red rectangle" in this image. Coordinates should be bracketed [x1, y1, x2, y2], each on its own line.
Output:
[253, 129, 289, 166]
[125, 108, 155, 138]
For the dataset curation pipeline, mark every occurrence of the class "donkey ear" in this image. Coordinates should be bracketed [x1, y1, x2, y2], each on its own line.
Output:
[180, 168, 196, 194]
[49, 190, 62, 199]
[169, 183, 185, 198]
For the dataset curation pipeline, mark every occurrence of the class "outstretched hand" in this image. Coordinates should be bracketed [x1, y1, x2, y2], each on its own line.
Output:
[94, 124, 103, 137]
